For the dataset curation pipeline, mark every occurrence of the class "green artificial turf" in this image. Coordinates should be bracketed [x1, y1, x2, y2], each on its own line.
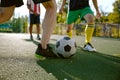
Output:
[36, 45, 120, 80]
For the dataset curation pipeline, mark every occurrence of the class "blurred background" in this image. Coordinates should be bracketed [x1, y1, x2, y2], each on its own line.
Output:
[0, 0, 120, 38]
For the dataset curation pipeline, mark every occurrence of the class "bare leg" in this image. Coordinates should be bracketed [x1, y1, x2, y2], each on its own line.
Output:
[29, 24, 33, 36]
[67, 24, 73, 32]
[41, 0, 57, 49]
[36, 24, 41, 39]
[36, 24, 40, 35]
[66, 24, 73, 38]
[0, 6, 15, 23]
[84, 14, 94, 24]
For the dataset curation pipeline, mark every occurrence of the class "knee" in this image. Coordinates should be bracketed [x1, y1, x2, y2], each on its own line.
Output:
[0, 13, 13, 23]
[89, 17, 94, 24]
[86, 14, 94, 24]
[0, 6, 15, 23]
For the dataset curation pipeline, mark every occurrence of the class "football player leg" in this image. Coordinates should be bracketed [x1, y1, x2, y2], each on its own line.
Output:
[66, 24, 73, 38]
[0, 0, 23, 23]
[35, 0, 57, 57]
[41, 0, 57, 49]
[83, 14, 96, 51]
[0, 6, 15, 23]
[66, 10, 79, 38]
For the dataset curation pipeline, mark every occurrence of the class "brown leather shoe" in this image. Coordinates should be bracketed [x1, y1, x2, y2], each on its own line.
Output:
[35, 43, 57, 58]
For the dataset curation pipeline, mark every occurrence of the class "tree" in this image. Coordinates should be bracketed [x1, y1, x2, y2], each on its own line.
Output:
[10, 16, 28, 33]
[108, 0, 120, 23]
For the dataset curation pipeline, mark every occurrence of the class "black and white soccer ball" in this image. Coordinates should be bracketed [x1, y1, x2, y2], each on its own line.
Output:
[55, 36, 77, 58]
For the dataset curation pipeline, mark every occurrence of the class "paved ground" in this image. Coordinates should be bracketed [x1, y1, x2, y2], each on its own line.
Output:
[0, 33, 120, 80]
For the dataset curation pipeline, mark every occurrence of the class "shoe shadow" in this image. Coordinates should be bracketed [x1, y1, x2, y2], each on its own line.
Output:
[23, 39, 39, 46]
[32, 40, 40, 46]
[23, 39, 33, 42]
[36, 46, 120, 80]
[77, 46, 120, 63]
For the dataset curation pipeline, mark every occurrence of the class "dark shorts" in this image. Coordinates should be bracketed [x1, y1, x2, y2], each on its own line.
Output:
[32, 0, 50, 4]
[0, 0, 24, 7]
[30, 14, 40, 24]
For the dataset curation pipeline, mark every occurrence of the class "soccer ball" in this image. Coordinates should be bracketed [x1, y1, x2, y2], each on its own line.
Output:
[55, 36, 77, 58]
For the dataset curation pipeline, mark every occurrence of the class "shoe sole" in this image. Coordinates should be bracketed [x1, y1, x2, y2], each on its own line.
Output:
[35, 54, 46, 60]
[35, 53, 41, 58]
[35, 54, 44, 58]
[83, 48, 96, 52]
